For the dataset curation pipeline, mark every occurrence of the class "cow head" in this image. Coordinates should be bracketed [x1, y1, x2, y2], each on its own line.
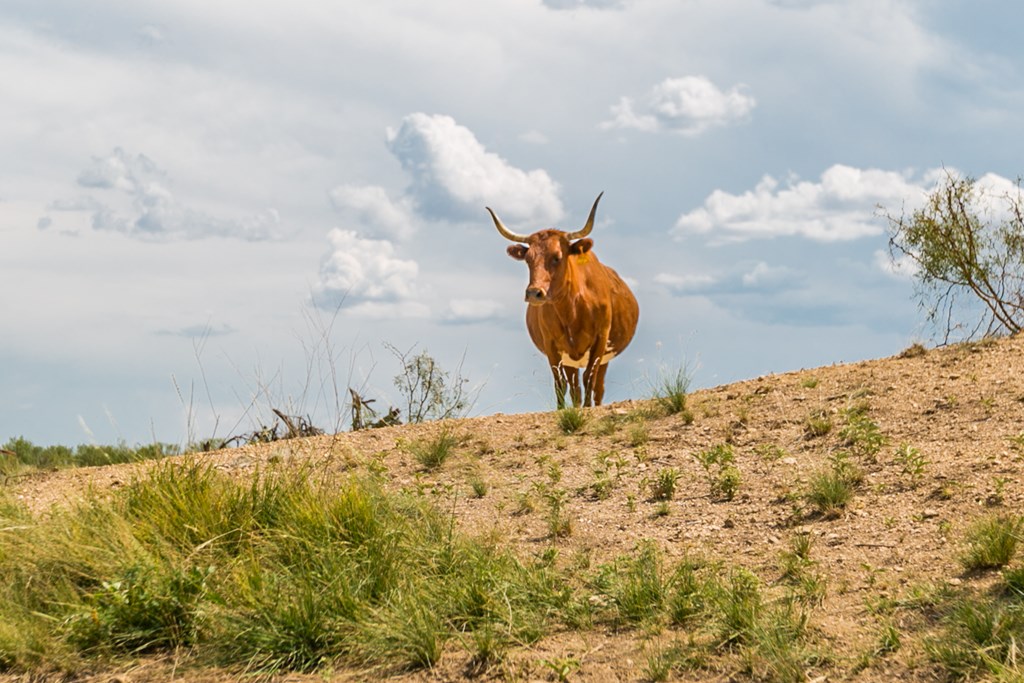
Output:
[487, 192, 603, 304]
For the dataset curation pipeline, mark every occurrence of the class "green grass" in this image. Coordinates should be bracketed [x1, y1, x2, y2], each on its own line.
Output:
[959, 514, 1023, 572]
[805, 452, 863, 518]
[0, 460, 578, 676]
[803, 412, 833, 438]
[594, 542, 668, 625]
[926, 595, 1024, 680]
[405, 425, 459, 469]
[653, 365, 694, 421]
[0, 472, 844, 680]
[556, 406, 588, 434]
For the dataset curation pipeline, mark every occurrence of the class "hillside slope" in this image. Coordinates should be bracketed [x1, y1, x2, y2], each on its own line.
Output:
[8, 335, 1024, 682]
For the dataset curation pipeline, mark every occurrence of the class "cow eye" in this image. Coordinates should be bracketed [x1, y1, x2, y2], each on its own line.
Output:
[550, 255, 561, 265]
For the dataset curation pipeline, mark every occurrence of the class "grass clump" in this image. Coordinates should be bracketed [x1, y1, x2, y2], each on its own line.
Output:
[626, 420, 650, 447]
[959, 514, 1023, 572]
[556, 406, 588, 435]
[405, 425, 459, 470]
[593, 542, 668, 625]
[805, 452, 863, 518]
[927, 596, 1024, 680]
[803, 411, 833, 439]
[653, 365, 694, 422]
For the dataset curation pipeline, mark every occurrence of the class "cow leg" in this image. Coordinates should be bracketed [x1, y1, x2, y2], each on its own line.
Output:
[550, 363, 569, 409]
[582, 359, 600, 407]
[593, 362, 610, 406]
[567, 368, 582, 407]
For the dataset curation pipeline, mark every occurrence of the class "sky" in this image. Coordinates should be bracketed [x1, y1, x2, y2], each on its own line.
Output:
[3, 0, 1024, 447]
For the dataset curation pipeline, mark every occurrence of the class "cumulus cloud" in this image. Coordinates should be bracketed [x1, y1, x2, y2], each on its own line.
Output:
[329, 184, 418, 240]
[673, 164, 942, 243]
[53, 148, 282, 241]
[443, 298, 504, 324]
[313, 228, 421, 313]
[874, 249, 919, 279]
[602, 76, 756, 136]
[542, 0, 626, 9]
[653, 272, 717, 295]
[655, 261, 799, 296]
[386, 113, 564, 226]
[519, 130, 549, 145]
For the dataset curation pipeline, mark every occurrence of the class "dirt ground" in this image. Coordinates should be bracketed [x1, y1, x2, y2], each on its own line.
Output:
[7, 334, 1024, 682]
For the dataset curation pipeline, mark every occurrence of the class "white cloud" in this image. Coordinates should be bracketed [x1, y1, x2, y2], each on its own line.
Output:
[50, 148, 282, 241]
[874, 249, 919, 279]
[542, 0, 626, 9]
[329, 184, 417, 240]
[653, 272, 717, 294]
[386, 113, 564, 226]
[656, 261, 799, 295]
[443, 298, 504, 324]
[519, 130, 549, 145]
[313, 228, 421, 311]
[741, 262, 795, 288]
[674, 164, 935, 243]
[341, 300, 431, 320]
[602, 76, 756, 136]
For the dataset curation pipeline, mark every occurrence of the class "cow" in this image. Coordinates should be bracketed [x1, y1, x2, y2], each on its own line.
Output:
[487, 192, 639, 409]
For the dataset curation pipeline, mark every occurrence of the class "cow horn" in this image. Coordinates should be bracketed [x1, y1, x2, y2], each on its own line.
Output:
[486, 206, 530, 243]
[566, 191, 604, 240]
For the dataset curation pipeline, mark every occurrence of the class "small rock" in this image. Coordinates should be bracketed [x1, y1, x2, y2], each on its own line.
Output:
[781, 457, 798, 465]
[922, 508, 940, 519]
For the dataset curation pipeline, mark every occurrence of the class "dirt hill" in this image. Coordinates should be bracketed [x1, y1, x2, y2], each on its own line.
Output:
[8, 334, 1024, 682]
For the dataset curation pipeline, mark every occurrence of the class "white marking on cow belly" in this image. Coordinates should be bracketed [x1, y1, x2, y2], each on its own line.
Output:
[559, 347, 618, 369]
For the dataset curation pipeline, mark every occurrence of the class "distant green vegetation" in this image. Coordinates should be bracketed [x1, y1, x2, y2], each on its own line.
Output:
[1, 437, 180, 476]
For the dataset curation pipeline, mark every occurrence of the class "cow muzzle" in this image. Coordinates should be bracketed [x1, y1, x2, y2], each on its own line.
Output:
[525, 287, 547, 303]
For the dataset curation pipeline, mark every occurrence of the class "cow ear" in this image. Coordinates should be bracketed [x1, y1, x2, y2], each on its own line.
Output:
[569, 238, 593, 255]
[507, 244, 528, 260]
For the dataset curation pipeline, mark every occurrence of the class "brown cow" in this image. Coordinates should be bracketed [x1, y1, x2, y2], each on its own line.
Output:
[487, 192, 639, 409]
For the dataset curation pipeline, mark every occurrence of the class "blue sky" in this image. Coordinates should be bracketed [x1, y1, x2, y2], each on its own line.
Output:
[3, 0, 1024, 446]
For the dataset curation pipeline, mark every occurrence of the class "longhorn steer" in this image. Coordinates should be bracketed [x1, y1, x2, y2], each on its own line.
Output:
[487, 192, 639, 409]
